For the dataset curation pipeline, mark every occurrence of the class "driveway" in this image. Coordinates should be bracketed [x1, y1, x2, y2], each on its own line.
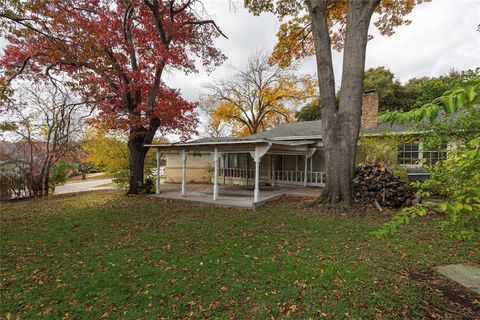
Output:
[54, 178, 114, 194]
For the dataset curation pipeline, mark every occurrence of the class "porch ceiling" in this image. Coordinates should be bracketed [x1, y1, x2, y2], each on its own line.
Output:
[145, 139, 318, 154]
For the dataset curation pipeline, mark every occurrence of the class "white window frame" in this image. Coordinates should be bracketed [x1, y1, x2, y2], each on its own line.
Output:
[398, 139, 448, 168]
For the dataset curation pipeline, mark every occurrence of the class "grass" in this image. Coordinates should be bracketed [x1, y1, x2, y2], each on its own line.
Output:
[1, 191, 479, 319]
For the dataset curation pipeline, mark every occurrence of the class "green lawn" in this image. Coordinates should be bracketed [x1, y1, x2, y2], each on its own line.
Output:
[1, 191, 478, 319]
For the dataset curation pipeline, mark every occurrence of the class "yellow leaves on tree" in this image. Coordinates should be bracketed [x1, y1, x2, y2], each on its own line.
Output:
[205, 52, 316, 137]
[245, 0, 428, 68]
[82, 126, 130, 187]
[83, 125, 159, 187]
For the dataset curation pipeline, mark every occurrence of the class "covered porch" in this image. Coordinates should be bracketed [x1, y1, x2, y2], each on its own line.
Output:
[150, 183, 324, 209]
[146, 138, 326, 208]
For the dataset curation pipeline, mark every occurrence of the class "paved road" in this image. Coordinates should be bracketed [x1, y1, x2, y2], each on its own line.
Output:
[54, 178, 113, 194]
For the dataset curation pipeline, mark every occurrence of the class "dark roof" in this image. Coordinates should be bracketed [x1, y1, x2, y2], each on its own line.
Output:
[248, 120, 323, 139]
[188, 136, 241, 143]
[363, 107, 479, 134]
[189, 107, 478, 144]
[190, 120, 406, 144]
[362, 121, 408, 133]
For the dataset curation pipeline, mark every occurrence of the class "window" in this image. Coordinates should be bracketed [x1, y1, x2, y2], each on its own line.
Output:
[397, 141, 448, 166]
[422, 143, 448, 165]
[397, 142, 420, 165]
[226, 153, 237, 168]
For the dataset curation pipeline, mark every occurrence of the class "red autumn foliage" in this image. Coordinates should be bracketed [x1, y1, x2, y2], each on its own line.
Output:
[1, 0, 226, 193]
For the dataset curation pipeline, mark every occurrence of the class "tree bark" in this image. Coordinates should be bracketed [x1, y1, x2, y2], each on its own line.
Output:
[127, 118, 159, 194]
[307, 0, 379, 206]
[42, 173, 50, 196]
[127, 130, 148, 194]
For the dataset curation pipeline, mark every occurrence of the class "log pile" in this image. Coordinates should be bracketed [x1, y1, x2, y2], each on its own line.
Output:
[353, 165, 417, 208]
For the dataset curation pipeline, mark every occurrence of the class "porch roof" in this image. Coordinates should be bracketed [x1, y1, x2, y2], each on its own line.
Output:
[145, 138, 318, 151]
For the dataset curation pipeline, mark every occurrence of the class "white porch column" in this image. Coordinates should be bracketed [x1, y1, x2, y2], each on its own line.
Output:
[250, 144, 271, 203]
[305, 148, 317, 187]
[304, 155, 308, 187]
[181, 149, 187, 197]
[156, 149, 161, 195]
[254, 155, 260, 202]
[271, 154, 276, 187]
[223, 154, 226, 185]
[212, 148, 221, 201]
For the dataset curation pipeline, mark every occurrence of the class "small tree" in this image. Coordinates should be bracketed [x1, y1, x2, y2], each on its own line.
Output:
[295, 99, 321, 122]
[363, 67, 407, 111]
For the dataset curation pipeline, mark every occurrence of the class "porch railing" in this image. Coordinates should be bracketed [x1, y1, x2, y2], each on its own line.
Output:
[275, 170, 326, 186]
[306, 171, 327, 185]
[221, 168, 255, 179]
[220, 168, 326, 186]
[274, 170, 304, 183]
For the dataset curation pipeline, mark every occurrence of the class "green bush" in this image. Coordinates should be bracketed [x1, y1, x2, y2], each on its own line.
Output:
[111, 170, 130, 189]
[138, 176, 155, 194]
[49, 161, 75, 192]
[357, 135, 407, 179]
[374, 81, 480, 239]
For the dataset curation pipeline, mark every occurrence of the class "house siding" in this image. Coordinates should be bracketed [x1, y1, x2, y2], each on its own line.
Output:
[164, 152, 212, 183]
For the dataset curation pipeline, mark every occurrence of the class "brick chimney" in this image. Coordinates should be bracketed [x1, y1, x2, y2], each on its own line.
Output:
[361, 89, 379, 129]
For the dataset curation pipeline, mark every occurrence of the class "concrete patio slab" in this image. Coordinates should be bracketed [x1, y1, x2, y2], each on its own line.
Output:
[150, 183, 322, 209]
[436, 264, 480, 294]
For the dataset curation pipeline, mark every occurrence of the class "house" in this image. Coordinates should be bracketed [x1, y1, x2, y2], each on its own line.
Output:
[147, 90, 449, 206]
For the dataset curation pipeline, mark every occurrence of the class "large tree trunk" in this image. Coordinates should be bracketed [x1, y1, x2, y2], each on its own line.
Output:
[127, 129, 148, 194]
[127, 119, 159, 194]
[307, 0, 378, 206]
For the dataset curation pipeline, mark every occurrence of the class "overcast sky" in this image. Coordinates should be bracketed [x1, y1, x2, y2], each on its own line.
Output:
[163, 0, 480, 104]
[1, 0, 479, 138]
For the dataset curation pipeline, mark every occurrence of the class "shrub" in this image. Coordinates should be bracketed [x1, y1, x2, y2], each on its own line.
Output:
[358, 135, 407, 179]
[49, 161, 75, 192]
[374, 81, 480, 239]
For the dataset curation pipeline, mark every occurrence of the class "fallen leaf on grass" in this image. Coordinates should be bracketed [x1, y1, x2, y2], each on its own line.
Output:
[279, 303, 297, 315]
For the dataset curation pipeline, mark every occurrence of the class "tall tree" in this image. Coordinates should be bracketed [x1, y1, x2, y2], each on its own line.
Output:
[0, 0, 226, 194]
[295, 99, 321, 121]
[245, 0, 424, 206]
[363, 66, 406, 111]
[403, 68, 480, 109]
[205, 52, 315, 136]
[295, 67, 480, 120]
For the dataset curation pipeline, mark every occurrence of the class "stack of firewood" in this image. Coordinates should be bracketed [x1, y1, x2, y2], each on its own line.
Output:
[353, 165, 417, 208]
